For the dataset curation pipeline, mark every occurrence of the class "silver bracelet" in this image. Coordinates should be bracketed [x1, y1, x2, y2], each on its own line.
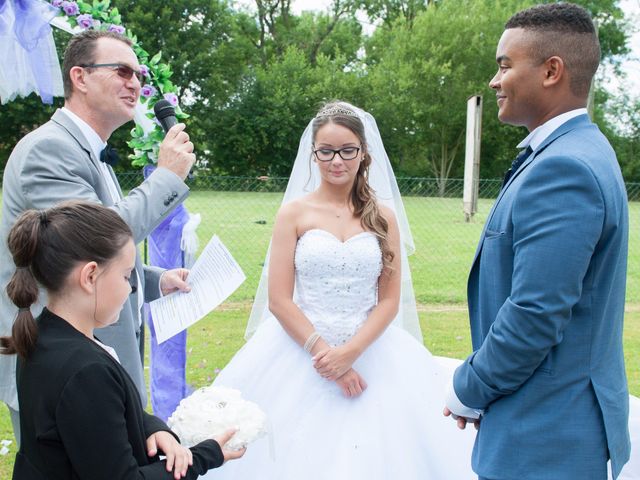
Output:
[303, 331, 321, 353]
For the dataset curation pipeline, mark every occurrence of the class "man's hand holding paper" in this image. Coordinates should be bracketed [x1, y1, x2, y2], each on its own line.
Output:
[150, 235, 246, 343]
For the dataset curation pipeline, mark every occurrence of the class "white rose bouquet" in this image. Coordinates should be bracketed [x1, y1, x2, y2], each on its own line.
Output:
[167, 386, 268, 450]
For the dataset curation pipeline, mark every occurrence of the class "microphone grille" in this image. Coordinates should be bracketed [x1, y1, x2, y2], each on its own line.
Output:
[153, 99, 175, 120]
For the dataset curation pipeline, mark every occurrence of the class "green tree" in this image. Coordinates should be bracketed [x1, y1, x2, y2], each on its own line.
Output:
[365, 0, 632, 187]
[248, 0, 362, 66]
[110, 0, 258, 169]
[359, 0, 432, 28]
[596, 88, 640, 183]
[367, 0, 531, 190]
[208, 46, 367, 176]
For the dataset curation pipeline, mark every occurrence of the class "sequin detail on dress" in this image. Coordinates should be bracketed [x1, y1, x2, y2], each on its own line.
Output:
[294, 229, 382, 346]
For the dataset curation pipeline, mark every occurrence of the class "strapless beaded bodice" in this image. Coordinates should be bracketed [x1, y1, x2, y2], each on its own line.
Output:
[293, 229, 383, 346]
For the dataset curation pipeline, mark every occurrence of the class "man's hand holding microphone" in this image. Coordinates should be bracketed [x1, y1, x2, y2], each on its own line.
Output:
[154, 99, 194, 181]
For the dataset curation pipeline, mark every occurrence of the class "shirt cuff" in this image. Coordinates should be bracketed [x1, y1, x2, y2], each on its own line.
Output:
[445, 378, 483, 419]
[158, 271, 165, 297]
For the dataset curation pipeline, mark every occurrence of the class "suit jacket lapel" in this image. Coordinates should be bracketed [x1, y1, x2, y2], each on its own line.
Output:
[470, 114, 592, 268]
[51, 109, 101, 166]
[51, 109, 122, 203]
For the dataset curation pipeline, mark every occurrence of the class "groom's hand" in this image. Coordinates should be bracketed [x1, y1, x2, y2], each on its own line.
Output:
[336, 368, 367, 398]
[443, 407, 481, 430]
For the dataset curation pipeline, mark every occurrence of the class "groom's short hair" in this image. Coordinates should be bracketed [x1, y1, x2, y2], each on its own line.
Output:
[505, 3, 600, 98]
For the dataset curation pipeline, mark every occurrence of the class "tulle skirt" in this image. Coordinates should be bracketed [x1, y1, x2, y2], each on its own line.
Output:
[200, 318, 477, 479]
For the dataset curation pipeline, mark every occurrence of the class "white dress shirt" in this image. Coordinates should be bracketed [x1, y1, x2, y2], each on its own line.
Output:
[517, 108, 588, 151]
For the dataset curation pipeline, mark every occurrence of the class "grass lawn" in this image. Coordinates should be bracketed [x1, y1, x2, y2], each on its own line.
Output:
[180, 191, 639, 304]
[0, 191, 637, 476]
[1, 305, 639, 476]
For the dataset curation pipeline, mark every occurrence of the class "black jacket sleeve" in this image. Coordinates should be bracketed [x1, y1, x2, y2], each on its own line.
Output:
[55, 362, 225, 479]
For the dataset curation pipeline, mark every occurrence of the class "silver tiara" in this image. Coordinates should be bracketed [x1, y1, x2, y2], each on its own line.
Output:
[315, 106, 359, 118]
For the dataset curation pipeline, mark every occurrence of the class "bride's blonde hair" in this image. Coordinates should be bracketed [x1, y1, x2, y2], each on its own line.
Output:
[312, 102, 394, 269]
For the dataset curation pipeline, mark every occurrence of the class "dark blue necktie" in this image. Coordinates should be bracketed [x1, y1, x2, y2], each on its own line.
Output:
[502, 146, 532, 187]
[99, 144, 119, 167]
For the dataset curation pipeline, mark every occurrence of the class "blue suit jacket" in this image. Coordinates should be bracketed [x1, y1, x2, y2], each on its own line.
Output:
[454, 114, 630, 479]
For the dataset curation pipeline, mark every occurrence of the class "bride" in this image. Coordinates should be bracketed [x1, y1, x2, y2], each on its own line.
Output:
[200, 101, 476, 479]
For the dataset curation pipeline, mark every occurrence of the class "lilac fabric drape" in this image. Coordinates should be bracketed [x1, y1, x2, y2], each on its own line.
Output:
[143, 165, 189, 421]
[0, 0, 60, 104]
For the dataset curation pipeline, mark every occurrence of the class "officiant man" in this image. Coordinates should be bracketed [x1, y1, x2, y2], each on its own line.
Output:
[445, 3, 630, 479]
[0, 29, 194, 443]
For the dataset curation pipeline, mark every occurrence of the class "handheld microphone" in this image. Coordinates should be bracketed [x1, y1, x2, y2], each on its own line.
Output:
[153, 99, 178, 133]
[153, 99, 194, 181]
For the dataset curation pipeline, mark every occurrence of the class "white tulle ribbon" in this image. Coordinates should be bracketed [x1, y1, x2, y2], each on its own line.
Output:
[0, 0, 63, 104]
[180, 212, 201, 268]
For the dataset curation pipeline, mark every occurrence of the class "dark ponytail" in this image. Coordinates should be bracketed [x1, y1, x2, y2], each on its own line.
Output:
[1, 202, 132, 358]
[1, 211, 44, 358]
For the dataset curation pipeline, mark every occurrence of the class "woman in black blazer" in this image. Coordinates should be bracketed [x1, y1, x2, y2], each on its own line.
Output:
[1, 202, 244, 479]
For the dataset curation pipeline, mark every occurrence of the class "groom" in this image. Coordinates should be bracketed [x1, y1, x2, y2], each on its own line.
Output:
[445, 3, 630, 479]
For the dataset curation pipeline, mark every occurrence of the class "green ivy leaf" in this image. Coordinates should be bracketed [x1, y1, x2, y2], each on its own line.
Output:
[157, 64, 171, 77]
[78, 3, 91, 14]
[162, 80, 175, 93]
[130, 155, 148, 168]
[150, 52, 162, 66]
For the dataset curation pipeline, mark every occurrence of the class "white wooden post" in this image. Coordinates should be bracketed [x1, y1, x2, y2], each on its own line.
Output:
[463, 95, 482, 222]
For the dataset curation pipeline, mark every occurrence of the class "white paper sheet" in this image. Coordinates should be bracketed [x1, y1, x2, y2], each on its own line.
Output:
[149, 235, 245, 343]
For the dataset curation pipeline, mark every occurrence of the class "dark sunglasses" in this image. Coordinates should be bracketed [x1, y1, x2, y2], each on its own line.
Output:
[79, 63, 144, 83]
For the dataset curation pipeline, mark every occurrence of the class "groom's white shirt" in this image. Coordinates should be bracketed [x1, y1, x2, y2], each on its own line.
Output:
[445, 107, 588, 420]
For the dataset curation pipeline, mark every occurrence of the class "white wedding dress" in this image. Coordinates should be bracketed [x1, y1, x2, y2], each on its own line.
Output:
[201, 229, 477, 479]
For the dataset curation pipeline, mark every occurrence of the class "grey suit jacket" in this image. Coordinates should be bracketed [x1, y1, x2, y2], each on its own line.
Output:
[0, 109, 189, 409]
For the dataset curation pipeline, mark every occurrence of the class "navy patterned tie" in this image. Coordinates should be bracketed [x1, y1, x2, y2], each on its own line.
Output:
[502, 146, 532, 187]
[99, 144, 120, 167]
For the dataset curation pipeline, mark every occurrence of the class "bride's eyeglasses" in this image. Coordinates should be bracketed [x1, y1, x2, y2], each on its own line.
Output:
[313, 145, 361, 162]
[79, 63, 144, 83]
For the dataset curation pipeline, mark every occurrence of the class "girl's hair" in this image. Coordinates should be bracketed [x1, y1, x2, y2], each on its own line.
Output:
[0, 201, 132, 359]
[312, 102, 394, 268]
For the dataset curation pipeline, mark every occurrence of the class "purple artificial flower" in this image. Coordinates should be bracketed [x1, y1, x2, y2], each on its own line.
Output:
[108, 24, 126, 35]
[214, 368, 221, 375]
[140, 84, 157, 98]
[51, 0, 64, 7]
[61, 1, 79, 15]
[164, 92, 179, 107]
[139, 65, 150, 78]
[76, 14, 94, 29]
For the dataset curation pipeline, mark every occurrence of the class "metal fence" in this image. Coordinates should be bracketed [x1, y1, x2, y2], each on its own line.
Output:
[0, 172, 637, 305]
[112, 174, 639, 306]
